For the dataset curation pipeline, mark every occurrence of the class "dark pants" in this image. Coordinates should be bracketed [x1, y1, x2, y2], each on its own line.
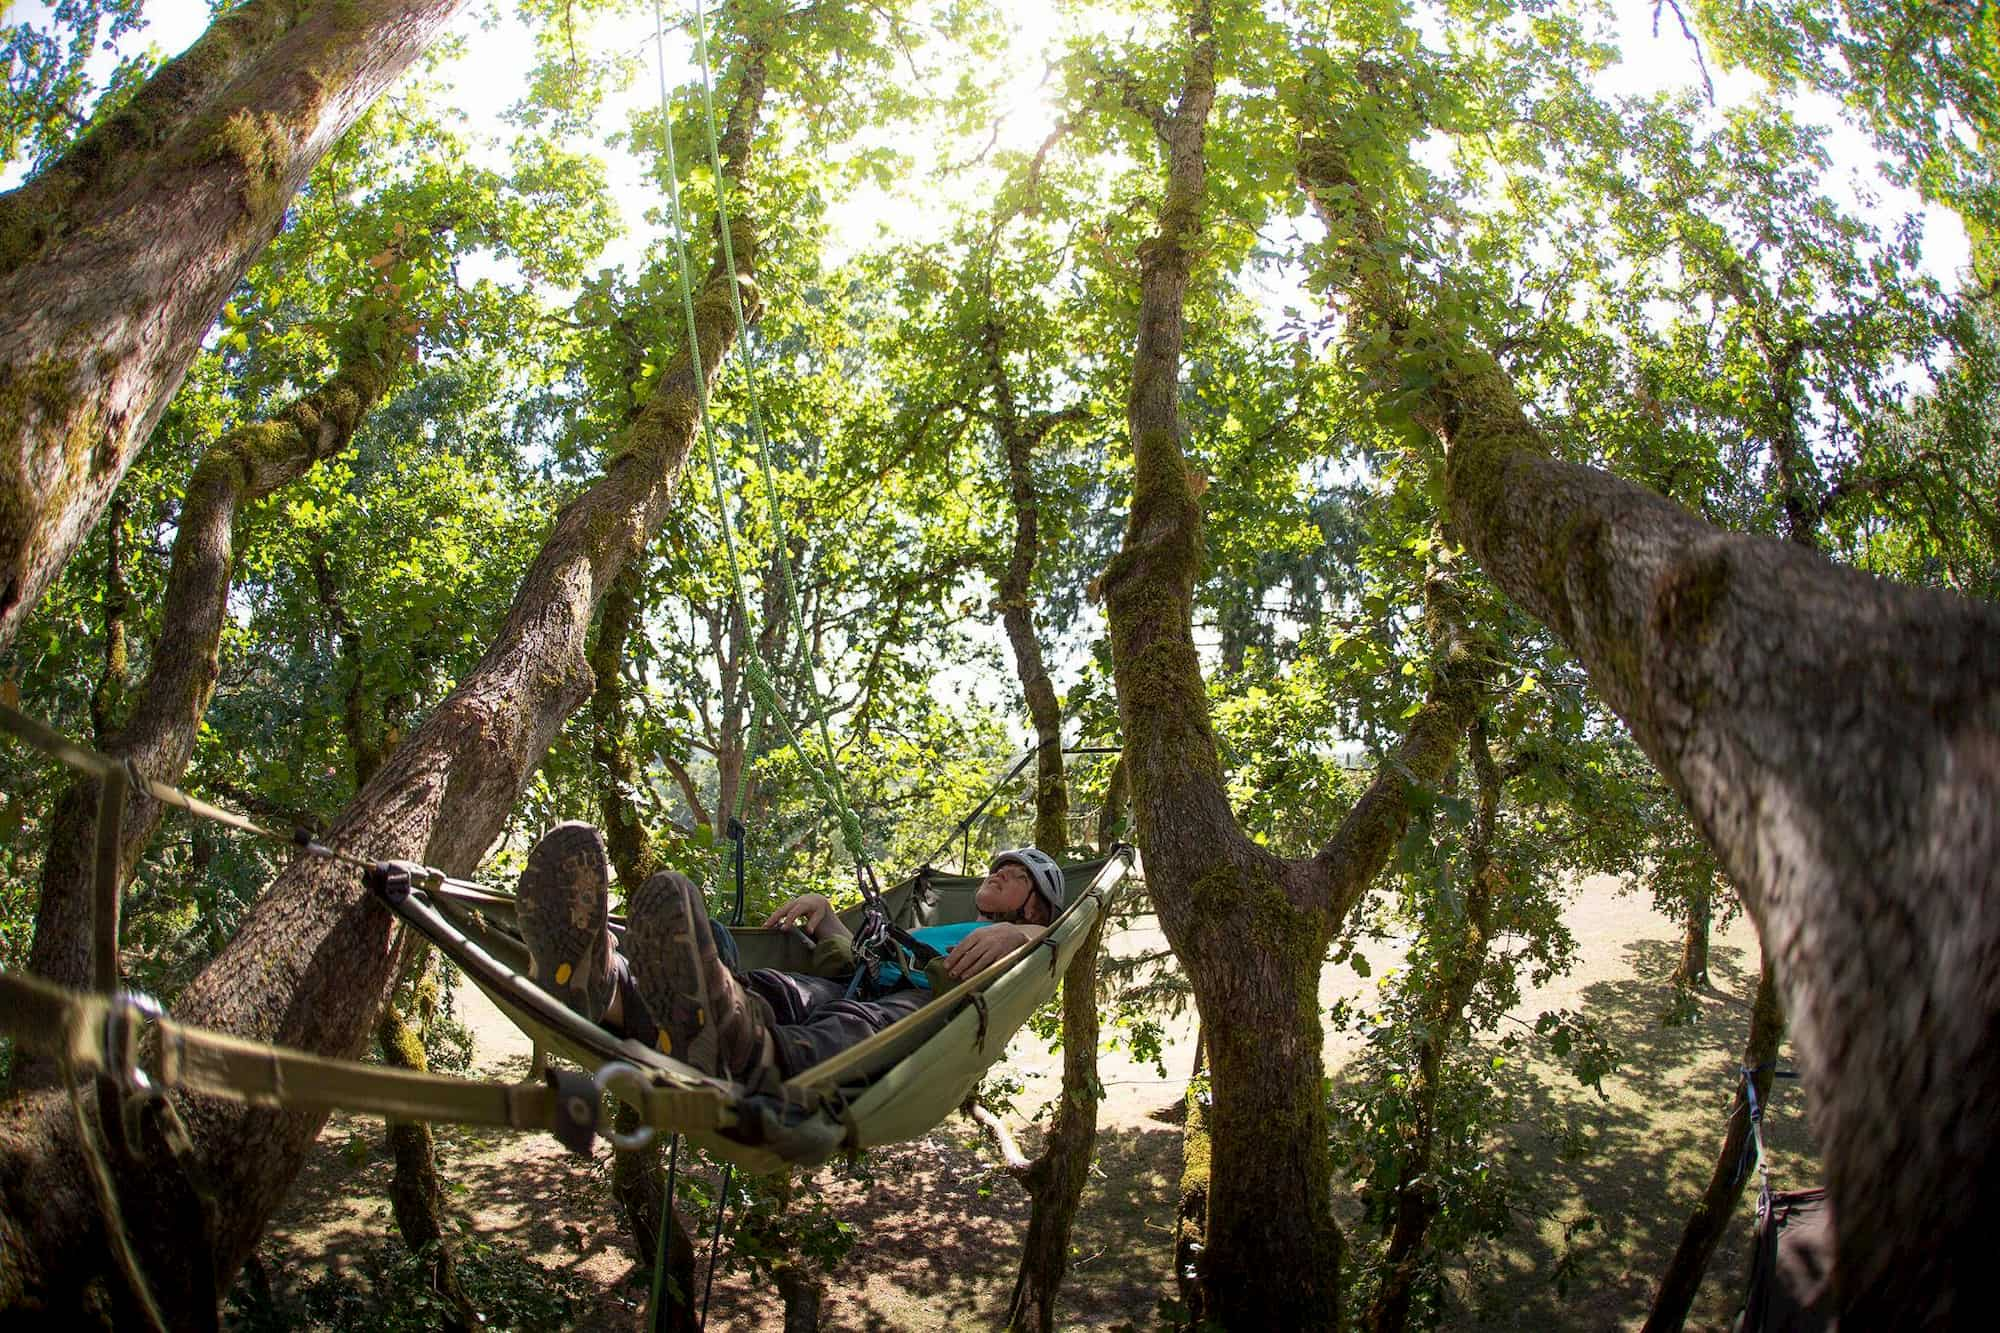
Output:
[741, 970, 929, 1079]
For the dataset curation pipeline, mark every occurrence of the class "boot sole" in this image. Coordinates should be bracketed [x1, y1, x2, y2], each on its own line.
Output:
[625, 872, 718, 1070]
[516, 821, 613, 1019]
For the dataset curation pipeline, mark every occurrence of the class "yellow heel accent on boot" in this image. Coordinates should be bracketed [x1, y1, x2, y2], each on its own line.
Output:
[656, 1032, 672, 1055]
[555, 962, 573, 986]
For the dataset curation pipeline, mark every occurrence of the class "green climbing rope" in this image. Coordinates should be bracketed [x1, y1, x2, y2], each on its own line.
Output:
[650, 0, 871, 874]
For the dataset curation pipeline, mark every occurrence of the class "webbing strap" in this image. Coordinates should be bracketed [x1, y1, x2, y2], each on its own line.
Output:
[0, 971, 733, 1149]
[90, 762, 128, 992]
[0, 701, 356, 866]
[1732, 1063, 1798, 1196]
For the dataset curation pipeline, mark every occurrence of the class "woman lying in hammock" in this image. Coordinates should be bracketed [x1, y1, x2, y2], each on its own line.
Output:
[515, 824, 1063, 1087]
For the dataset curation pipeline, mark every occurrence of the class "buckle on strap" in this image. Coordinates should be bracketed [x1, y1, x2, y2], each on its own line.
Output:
[101, 991, 165, 1154]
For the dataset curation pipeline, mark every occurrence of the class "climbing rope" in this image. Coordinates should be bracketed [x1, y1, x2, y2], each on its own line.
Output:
[648, 0, 870, 877]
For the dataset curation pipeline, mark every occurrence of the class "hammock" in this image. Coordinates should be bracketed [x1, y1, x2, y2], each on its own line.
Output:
[374, 849, 1135, 1170]
[1734, 1188, 1834, 1333]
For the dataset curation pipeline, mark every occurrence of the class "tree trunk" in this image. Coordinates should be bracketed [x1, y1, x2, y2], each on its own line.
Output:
[591, 565, 657, 893]
[1172, 1025, 1209, 1323]
[89, 493, 131, 743]
[1436, 328, 2000, 1331]
[981, 302, 1097, 1329]
[375, 972, 479, 1333]
[0, 0, 464, 650]
[1674, 885, 1712, 990]
[1300, 109, 2000, 1331]
[0, 43, 769, 1327]
[1643, 946, 1787, 1333]
[1096, 13, 1493, 1325]
[587, 562, 702, 1333]
[1097, 754, 1130, 853]
[1003, 915, 1105, 1331]
[13, 324, 406, 1091]
[984, 315, 1071, 854]
[1365, 718, 1501, 1333]
[609, 1107, 700, 1333]
[775, 1265, 823, 1333]
[711, 543, 792, 839]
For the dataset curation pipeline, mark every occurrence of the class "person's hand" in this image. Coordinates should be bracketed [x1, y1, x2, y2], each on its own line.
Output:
[943, 923, 1044, 980]
[763, 893, 843, 941]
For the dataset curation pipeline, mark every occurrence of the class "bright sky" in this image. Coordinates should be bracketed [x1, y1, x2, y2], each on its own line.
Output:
[11, 0, 1969, 280]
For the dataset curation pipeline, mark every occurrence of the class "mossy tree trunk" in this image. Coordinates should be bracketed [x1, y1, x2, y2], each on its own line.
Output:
[590, 565, 662, 892]
[0, 43, 770, 1328]
[89, 493, 132, 743]
[375, 963, 480, 1333]
[1096, 9, 1492, 1326]
[1642, 949, 1788, 1333]
[1097, 755, 1130, 852]
[0, 0, 464, 650]
[585, 562, 702, 1332]
[1674, 884, 1712, 990]
[1365, 717, 1503, 1333]
[775, 1265, 824, 1333]
[309, 542, 404, 789]
[979, 307, 1100, 1330]
[984, 314, 1077, 856]
[1172, 1021, 1208, 1321]
[1300, 106, 2000, 1328]
[711, 544, 792, 836]
[1003, 908, 1106, 1332]
[13, 318, 408, 1091]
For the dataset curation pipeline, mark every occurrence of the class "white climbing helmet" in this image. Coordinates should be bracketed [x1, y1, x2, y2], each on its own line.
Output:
[989, 847, 1066, 918]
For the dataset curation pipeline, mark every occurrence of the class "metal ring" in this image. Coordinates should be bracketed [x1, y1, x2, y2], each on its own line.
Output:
[594, 1061, 656, 1152]
[102, 990, 165, 1100]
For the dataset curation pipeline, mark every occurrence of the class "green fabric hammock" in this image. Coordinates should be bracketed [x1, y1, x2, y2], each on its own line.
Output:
[386, 850, 1134, 1170]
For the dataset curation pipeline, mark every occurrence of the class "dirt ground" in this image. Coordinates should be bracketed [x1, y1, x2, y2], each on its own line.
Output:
[252, 875, 1812, 1330]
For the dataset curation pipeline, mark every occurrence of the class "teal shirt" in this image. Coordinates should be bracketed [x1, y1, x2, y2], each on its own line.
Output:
[875, 920, 983, 990]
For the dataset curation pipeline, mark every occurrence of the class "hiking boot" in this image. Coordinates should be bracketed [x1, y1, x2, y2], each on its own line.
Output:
[516, 822, 615, 1022]
[625, 870, 775, 1084]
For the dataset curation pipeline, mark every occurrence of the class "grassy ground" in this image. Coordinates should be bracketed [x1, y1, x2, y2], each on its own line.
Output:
[247, 875, 1815, 1330]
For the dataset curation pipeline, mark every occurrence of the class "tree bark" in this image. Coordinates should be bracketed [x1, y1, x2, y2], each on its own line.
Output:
[1300, 109, 2000, 1331]
[609, 1105, 700, 1333]
[1003, 913, 1106, 1331]
[1097, 754, 1130, 852]
[1674, 884, 1712, 990]
[1172, 1025, 1209, 1323]
[1438, 327, 2000, 1333]
[974, 303, 1096, 1328]
[14, 322, 406, 1092]
[89, 493, 131, 743]
[591, 565, 658, 893]
[0, 41, 769, 1328]
[984, 316, 1072, 854]
[1096, 12, 1495, 1326]
[775, 1264, 823, 1333]
[376, 971, 479, 1333]
[1643, 949, 1787, 1333]
[1365, 717, 1501, 1333]
[586, 563, 703, 1333]
[0, 0, 465, 650]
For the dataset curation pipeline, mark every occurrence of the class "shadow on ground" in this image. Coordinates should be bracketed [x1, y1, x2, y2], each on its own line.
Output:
[1431, 938, 1818, 1333]
[246, 908, 1818, 1331]
[248, 1102, 1183, 1331]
